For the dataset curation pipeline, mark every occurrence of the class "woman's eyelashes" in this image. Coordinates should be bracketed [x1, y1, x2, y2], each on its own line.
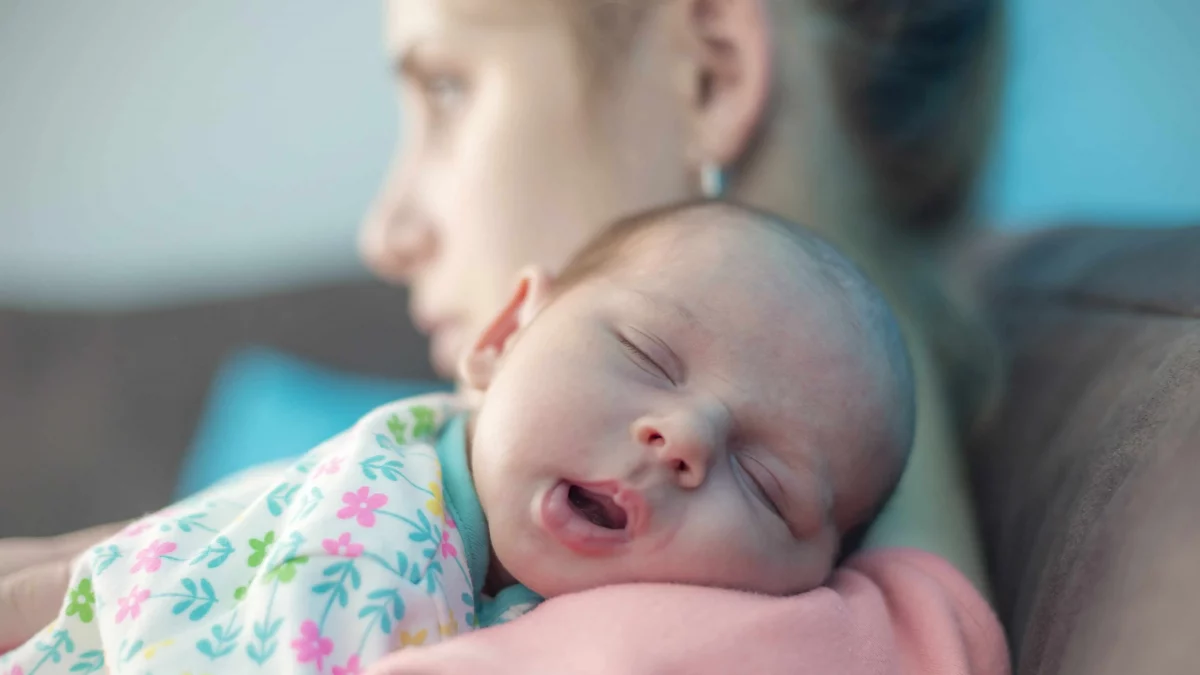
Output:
[424, 73, 467, 114]
[401, 54, 469, 125]
[618, 333, 676, 385]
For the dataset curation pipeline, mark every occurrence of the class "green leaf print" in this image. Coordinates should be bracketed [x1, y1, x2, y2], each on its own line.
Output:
[314, 560, 362, 632]
[91, 545, 121, 577]
[410, 405, 437, 439]
[387, 415, 408, 444]
[407, 509, 436, 544]
[247, 597, 283, 666]
[175, 512, 217, 534]
[119, 639, 144, 664]
[360, 455, 405, 481]
[165, 577, 218, 621]
[33, 629, 75, 667]
[190, 536, 235, 569]
[295, 486, 324, 521]
[358, 588, 407, 637]
[196, 611, 241, 660]
[461, 592, 478, 628]
[247, 531, 276, 568]
[68, 650, 104, 674]
[263, 555, 310, 584]
[423, 562, 444, 594]
[266, 483, 299, 517]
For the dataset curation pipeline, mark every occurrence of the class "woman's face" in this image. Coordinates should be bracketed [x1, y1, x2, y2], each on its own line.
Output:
[362, 0, 699, 375]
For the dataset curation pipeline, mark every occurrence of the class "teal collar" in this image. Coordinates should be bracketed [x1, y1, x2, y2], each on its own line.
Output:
[435, 412, 489, 596]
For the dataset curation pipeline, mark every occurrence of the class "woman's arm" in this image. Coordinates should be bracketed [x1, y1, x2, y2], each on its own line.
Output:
[0, 521, 127, 651]
[861, 335, 990, 590]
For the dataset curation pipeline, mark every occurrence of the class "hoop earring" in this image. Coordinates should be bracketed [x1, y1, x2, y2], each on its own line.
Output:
[700, 162, 726, 198]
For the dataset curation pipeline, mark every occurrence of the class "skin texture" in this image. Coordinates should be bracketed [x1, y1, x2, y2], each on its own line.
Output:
[464, 212, 911, 599]
[0, 0, 993, 652]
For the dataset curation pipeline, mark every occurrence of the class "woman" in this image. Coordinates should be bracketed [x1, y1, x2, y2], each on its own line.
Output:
[1, 0, 1003, 669]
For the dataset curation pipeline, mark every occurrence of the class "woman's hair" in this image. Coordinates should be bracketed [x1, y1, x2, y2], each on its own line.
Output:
[813, 0, 1003, 236]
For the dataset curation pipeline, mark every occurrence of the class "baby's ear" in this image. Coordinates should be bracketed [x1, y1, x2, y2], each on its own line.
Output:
[458, 267, 554, 391]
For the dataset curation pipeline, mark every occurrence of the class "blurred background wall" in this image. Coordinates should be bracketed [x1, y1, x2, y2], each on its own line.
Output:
[981, 0, 1200, 227]
[0, 0, 393, 309]
[1, 0, 1198, 310]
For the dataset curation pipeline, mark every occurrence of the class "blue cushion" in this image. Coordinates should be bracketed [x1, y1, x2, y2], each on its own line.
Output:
[175, 347, 448, 498]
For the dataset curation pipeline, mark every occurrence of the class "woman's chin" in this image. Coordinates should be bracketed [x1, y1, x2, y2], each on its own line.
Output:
[430, 328, 466, 377]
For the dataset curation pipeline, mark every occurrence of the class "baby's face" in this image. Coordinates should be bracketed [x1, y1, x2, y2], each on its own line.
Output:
[469, 224, 859, 598]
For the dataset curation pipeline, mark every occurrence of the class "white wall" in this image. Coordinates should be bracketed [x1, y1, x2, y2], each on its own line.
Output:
[0, 1, 395, 309]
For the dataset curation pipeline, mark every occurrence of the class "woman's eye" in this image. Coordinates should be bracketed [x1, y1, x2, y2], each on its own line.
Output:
[618, 335, 674, 385]
[426, 74, 466, 112]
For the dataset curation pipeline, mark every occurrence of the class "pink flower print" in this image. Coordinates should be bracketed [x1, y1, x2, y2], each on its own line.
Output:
[115, 585, 150, 623]
[439, 530, 457, 559]
[337, 487, 388, 527]
[130, 539, 177, 573]
[333, 655, 361, 675]
[7, 666, 25, 675]
[313, 455, 344, 478]
[322, 532, 364, 558]
[290, 620, 334, 670]
[445, 512, 457, 530]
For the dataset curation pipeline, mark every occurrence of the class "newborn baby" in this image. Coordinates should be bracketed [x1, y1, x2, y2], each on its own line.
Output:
[1, 201, 914, 674]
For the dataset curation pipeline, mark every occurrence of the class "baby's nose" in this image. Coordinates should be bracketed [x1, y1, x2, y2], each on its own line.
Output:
[633, 413, 721, 490]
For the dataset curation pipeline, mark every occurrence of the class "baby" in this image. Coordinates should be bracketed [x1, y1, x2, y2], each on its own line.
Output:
[1, 201, 914, 674]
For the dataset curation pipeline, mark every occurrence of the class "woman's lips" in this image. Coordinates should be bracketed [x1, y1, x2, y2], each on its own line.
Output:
[538, 481, 646, 556]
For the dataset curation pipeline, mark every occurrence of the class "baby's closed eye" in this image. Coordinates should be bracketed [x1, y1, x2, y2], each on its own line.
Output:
[735, 454, 784, 518]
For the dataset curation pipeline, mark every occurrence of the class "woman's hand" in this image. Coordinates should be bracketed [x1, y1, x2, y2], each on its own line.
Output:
[0, 522, 127, 650]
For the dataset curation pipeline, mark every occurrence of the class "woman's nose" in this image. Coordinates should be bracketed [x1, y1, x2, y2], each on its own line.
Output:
[633, 409, 725, 490]
[359, 185, 437, 283]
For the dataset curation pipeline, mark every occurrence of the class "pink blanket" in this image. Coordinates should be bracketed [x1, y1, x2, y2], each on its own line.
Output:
[366, 547, 1009, 674]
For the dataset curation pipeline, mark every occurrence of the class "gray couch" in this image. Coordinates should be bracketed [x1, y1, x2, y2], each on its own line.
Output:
[0, 282, 437, 537]
[2, 224, 1198, 674]
[965, 224, 1200, 675]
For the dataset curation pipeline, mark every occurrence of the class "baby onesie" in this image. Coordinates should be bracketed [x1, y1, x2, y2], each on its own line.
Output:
[1, 394, 539, 675]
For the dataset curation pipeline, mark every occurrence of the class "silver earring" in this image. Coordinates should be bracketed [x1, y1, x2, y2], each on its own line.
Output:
[700, 162, 726, 198]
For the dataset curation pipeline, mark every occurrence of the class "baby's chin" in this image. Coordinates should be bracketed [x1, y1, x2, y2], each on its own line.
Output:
[488, 536, 616, 599]
[500, 543, 834, 599]
[505, 564, 628, 599]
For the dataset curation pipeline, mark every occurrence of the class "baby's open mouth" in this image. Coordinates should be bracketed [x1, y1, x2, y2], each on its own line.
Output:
[567, 483, 628, 530]
[540, 480, 643, 555]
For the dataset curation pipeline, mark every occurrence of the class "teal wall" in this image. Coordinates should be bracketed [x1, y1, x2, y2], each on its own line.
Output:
[982, 0, 1200, 228]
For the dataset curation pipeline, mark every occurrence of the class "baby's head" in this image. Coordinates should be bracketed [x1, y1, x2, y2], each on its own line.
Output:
[461, 201, 914, 598]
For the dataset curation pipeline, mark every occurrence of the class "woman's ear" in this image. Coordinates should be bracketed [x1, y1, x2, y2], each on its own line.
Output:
[679, 0, 774, 172]
[458, 267, 554, 391]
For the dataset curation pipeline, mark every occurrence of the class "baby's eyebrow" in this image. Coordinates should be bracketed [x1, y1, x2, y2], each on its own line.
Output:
[630, 290, 708, 336]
